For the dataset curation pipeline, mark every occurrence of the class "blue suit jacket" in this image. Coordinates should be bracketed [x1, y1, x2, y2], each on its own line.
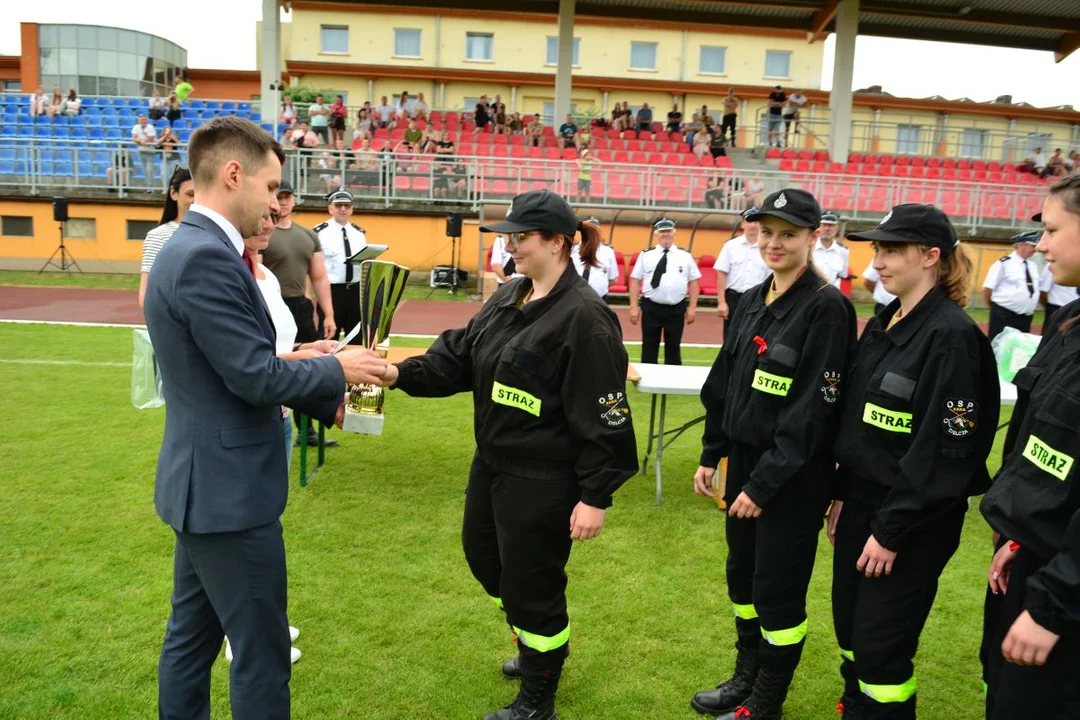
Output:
[144, 211, 345, 533]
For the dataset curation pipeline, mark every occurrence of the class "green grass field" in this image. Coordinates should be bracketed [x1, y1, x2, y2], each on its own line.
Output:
[0, 324, 1005, 719]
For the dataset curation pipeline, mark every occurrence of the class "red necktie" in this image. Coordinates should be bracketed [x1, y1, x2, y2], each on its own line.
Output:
[242, 251, 256, 276]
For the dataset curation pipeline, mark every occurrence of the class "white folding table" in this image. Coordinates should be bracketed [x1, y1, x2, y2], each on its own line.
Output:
[630, 363, 711, 504]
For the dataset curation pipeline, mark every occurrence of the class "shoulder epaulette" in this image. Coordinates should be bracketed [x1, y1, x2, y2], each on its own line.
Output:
[999, 256, 1009, 262]
[350, 222, 365, 233]
[313, 222, 329, 232]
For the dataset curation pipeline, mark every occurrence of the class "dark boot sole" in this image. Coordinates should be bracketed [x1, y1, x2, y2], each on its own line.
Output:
[690, 697, 743, 716]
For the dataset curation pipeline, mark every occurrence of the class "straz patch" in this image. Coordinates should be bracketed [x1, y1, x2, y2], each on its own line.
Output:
[598, 391, 631, 428]
[492, 381, 541, 417]
[1023, 434, 1074, 481]
[820, 370, 841, 404]
[942, 398, 978, 438]
[862, 403, 913, 433]
[752, 369, 792, 397]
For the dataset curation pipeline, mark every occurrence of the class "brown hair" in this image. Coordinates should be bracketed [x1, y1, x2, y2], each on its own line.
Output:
[933, 244, 975, 307]
[1049, 176, 1080, 331]
[188, 116, 285, 188]
[540, 221, 603, 268]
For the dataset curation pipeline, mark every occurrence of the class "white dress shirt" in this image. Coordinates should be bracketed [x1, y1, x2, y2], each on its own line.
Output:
[631, 245, 702, 305]
[316, 219, 368, 285]
[983, 251, 1040, 315]
[812, 239, 848, 289]
[862, 264, 898, 307]
[572, 242, 619, 297]
[716, 235, 770, 293]
[1039, 265, 1078, 308]
[188, 204, 244, 256]
[491, 235, 524, 284]
[256, 264, 298, 355]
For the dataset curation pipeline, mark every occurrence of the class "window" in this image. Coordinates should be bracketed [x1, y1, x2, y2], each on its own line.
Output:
[765, 50, 792, 78]
[3, 80, 22, 93]
[630, 42, 657, 70]
[960, 128, 986, 159]
[541, 102, 578, 126]
[1, 216, 34, 237]
[1026, 132, 1053, 156]
[320, 25, 349, 54]
[896, 124, 921, 155]
[699, 46, 727, 75]
[545, 37, 580, 66]
[394, 29, 421, 57]
[127, 220, 158, 240]
[64, 218, 96, 240]
[466, 33, 494, 61]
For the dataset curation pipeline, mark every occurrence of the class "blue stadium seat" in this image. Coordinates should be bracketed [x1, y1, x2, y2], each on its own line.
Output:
[177, 129, 192, 142]
[105, 128, 122, 140]
[86, 116, 103, 127]
[56, 160, 74, 177]
[53, 126, 71, 137]
[0, 160, 14, 175]
[250, 113, 262, 123]
[188, 99, 205, 110]
[221, 101, 236, 111]
[234, 111, 250, 120]
[84, 106, 100, 116]
[77, 161, 93, 177]
[81, 96, 96, 107]
[102, 106, 117, 116]
[17, 113, 33, 124]
[126, 98, 140, 108]
[0, 148, 14, 161]
[104, 117, 120, 128]
[205, 101, 221, 111]
[109, 98, 125, 107]
[17, 126, 33, 138]
[0, 126, 14, 138]
[155, 118, 170, 129]
[54, 115, 70, 125]
[39, 160, 55, 177]
[71, 127, 88, 139]
[91, 150, 109, 164]
[89, 127, 104, 139]
[34, 125, 53, 138]
[238, 102, 251, 112]
[259, 123, 273, 133]
[54, 148, 74, 163]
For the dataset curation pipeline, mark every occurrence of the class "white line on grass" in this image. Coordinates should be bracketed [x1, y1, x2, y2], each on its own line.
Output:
[0, 358, 131, 367]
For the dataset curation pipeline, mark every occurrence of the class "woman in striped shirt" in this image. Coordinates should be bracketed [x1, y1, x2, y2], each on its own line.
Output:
[138, 167, 194, 309]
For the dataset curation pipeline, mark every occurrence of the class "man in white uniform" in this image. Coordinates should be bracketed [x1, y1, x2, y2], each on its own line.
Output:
[490, 234, 524, 285]
[982, 230, 1040, 341]
[314, 189, 368, 344]
[811, 212, 848, 289]
[716, 208, 769, 339]
[629, 217, 701, 365]
[571, 217, 619, 297]
[862, 263, 898, 315]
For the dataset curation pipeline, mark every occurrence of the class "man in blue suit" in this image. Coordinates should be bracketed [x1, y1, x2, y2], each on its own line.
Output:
[144, 116, 387, 720]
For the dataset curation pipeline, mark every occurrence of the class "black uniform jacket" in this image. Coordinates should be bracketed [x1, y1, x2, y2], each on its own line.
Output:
[700, 268, 856, 508]
[394, 263, 637, 509]
[834, 287, 1000, 551]
[982, 298, 1080, 634]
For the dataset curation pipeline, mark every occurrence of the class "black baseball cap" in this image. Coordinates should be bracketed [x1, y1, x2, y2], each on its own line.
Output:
[276, 181, 294, 196]
[846, 204, 959, 255]
[1011, 230, 1040, 245]
[1032, 211, 1043, 222]
[745, 189, 822, 228]
[480, 190, 579, 236]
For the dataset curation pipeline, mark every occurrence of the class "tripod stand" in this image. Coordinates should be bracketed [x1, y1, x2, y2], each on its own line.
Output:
[39, 221, 82, 274]
[426, 234, 463, 297]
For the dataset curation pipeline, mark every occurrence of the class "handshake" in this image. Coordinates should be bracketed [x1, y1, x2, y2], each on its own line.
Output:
[332, 346, 403, 428]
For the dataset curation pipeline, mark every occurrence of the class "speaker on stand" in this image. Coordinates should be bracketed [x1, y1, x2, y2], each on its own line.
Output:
[428, 213, 467, 296]
[39, 196, 82, 273]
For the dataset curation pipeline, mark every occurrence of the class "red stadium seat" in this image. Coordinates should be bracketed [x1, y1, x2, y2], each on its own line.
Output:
[766, 147, 782, 159]
[779, 159, 795, 171]
[609, 251, 629, 294]
[697, 254, 718, 297]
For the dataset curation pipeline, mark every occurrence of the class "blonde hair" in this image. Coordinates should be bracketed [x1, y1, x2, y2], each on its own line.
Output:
[932, 244, 975, 307]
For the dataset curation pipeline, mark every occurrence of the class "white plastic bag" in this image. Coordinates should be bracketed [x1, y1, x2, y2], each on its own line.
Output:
[131, 328, 164, 409]
[990, 326, 1040, 384]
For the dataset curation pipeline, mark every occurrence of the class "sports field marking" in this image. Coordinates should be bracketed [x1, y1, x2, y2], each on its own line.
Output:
[0, 358, 131, 367]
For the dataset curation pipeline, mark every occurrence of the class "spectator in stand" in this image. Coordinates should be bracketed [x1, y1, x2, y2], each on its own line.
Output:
[557, 114, 579, 151]
[721, 88, 739, 146]
[315, 149, 344, 195]
[307, 94, 330, 144]
[374, 96, 395, 130]
[280, 96, 297, 127]
[165, 92, 182, 126]
[699, 105, 715, 126]
[740, 175, 765, 209]
[347, 138, 380, 187]
[353, 107, 372, 142]
[492, 94, 506, 116]
[433, 157, 467, 199]
[329, 95, 348, 146]
[709, 126, 728, 160]
[473, 98, 491, 136]
[138, 166, 194, 309]
[784, 89, 808, 146]
[692, 130, 711, 161]
[1047, 149, 1067, 177]
[393, 136, 418, 172]
[290, 120, 321, 149]
[403, 119, 424, 148]
[61, 89, 81, 118]
[131, 114, 158, 189]
[617, 101, 633, 134]
[157, 126, 182, 188]
[636, 103, 654, 135]
[44, 87, 63, 120]
[684, 112, 703, 149]
[418, 125, 439, 154]
[666, 102, 683, 137]
[29, 86, 49, 117]
[767, 85, 787, 147]
[575, 147, 600, 201]
[412, 92, 429, 121]
[1066, 150, 1079, 173]
[493, 105, 509, 135]
[704, 176, 729, 209]
[173, 71, 194, 102]
[526, 115, 544, 147]
[148, 91, 166, 121]
[508, 112, 525, 135]
[435, 131, 456, 157]
[396, 92, 411, 123]
[579, 120, 593, 149]
[1031, 147, 1048, 177]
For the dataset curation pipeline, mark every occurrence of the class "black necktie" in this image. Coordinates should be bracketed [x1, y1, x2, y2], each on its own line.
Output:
[1022, 260, 1033, 296]
[651, 249, 669, 289]
[504, 257, 516, 276]
[583, 261, 591, 282]
[342, 226, 353, 283]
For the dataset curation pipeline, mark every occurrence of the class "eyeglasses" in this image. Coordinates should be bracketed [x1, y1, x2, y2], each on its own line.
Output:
[332, 203, 353, 208]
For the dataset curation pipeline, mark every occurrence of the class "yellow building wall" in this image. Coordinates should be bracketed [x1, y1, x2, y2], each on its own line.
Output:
[294, 74, 370, 106]
[685, 32, 823, 88]
[285, 10, 439, 65]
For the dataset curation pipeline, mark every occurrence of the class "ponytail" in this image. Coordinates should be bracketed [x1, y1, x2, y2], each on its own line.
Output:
[576, 221, 603, 268]
[932, 243, 975, 307]
[160, 166, 192, 225]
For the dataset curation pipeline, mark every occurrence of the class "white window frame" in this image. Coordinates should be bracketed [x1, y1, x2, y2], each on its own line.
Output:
[959, 128, 986, 159]
[466, 32, 494, 62]
[1025, 132, 1053, 156]
[393, 28, 422, 59]
[542, 102, 579, 126]
[629, 41, 658, 72]
[764, 49, 792, 79]
[698, 46, 727, 76]
[896, 124, 921, 155]
[545, 37, 581, 67]
[319, 25, 349, 55]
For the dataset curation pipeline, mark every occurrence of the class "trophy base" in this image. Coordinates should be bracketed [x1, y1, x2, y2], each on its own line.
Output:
[343, 408, 384, 436]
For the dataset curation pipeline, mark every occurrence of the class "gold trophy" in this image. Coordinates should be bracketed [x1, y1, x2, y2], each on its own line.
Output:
[342, 259, 410, 435]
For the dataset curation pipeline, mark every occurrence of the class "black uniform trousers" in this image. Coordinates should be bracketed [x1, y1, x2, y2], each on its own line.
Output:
[987, 302, 1032, 342]
[724, 290, 744, 342]
[831, 494, 965, 719]
[984, 548, 1080, 720]
[158, 520, 290, 720]
[724, 443, 831, 678]
[721, 113, 737, 143]
[462, 453, 578, 670]
[329, 282, 363, 345]
[640, 297, 687, 366]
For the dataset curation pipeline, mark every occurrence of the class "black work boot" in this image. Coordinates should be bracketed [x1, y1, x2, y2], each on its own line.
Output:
[484, 643, 565, 720]
[714, 667, 793, 720]
[505, 646, 570, 679]
[691, 618, 760, 715]
[837, 654, 864, 718]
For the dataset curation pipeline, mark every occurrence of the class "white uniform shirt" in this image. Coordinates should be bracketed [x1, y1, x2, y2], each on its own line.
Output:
[862, 264, 898, 307]
[631, 245, 702, 305]
[315, 219, 368, 285]
[490, 235, 524, 284]
[716, 235, 770, 293]
[572, 242, 619, 297]
[1039, 265, 1078, 308]
[983, 251, 1040, 315]
[812, 239, 848, 289]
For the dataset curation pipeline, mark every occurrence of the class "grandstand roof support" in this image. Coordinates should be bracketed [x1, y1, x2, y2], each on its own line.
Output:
[554, 0, 576, 126]
[827, 0, 857, 164]
[262, 0, 283, 139]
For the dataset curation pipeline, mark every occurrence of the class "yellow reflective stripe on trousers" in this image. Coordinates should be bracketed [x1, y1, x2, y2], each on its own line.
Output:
[839, 648, 855, 662]
[489, 595, 504, 611]
[733, 603, 759, 620]
[491, 381, 542, 417]
[751, 369, 792, 397]
[1023, 434, 1075, 481]
[761, 620, 807, 646]
[513, 625, 570, 653]
[860, 676, 917, 703]
[862, 403, 913, 433]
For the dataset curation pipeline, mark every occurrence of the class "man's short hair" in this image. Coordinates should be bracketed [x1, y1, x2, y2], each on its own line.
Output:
[188, 116, 285, 188]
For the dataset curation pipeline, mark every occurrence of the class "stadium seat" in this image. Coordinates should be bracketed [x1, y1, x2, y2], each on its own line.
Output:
[609, 251, 629, 294]
[697, 254, 718, 297]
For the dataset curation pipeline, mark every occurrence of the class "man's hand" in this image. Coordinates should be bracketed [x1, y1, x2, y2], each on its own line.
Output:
[693, 465, 717, 499]
[856, 535, 897, 577]
[1002, 611, 1060, 666]
[569, 502, 605, 541]
[378, 363, 400, 388]
[718, 302, 729, 320]
[989, 541, 1020, 595]
[323, 317, 337, 340]
[307, 340, 338, 355]
[334, 399, 346, 429]
[336, 349, 388, 385]
[686, 306, 697, 325]
[629, 306, 641, 325]
[827, 500, 843, 547]
[728, 491, 761, 519]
